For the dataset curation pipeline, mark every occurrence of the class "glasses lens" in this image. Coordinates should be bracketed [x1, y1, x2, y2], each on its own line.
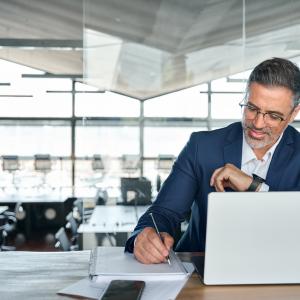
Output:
[243, 105, 282, 125]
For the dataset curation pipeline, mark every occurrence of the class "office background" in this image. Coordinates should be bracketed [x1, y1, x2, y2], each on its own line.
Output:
[0, 0, 300, 251]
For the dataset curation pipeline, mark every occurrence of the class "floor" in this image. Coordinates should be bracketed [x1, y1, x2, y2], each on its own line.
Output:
[6, 229, 60, 251]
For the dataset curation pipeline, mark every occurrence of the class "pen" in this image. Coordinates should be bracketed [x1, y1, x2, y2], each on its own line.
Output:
[149, 212, 171, 265]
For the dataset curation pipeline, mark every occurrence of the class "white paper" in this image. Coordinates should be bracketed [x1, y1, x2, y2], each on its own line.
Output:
[58, 262, 194, 300]
[90, 247, 187, 278]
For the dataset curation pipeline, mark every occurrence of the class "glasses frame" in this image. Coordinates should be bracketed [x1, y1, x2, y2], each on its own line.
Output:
[239, 101, 292, 125]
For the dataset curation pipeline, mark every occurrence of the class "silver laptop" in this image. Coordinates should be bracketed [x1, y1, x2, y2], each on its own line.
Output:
[200, 192, 300, 285]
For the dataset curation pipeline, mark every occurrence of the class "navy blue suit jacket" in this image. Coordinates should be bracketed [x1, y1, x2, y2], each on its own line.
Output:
[125, 122, 300, 252]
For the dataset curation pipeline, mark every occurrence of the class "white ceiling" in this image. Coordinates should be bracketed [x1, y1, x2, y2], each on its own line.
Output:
[0, 0, 300, 99]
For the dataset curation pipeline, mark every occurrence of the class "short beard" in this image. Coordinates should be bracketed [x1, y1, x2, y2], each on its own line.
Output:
[242, 118, 280, 149]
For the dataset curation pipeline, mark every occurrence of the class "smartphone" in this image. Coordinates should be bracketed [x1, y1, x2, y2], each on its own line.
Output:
[101, 280, 145, 300]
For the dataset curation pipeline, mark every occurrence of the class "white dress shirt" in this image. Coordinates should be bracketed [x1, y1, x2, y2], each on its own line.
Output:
[241, 133, 283, 191]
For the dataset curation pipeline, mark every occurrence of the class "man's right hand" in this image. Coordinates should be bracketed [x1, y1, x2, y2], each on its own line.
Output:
[133, 227, 174, 264]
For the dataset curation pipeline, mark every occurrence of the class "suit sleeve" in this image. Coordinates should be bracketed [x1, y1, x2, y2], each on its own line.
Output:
[125, 132, 201, 252]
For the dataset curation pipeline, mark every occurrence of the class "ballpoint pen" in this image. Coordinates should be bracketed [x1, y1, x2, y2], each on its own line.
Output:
[149, 212, 171, 265]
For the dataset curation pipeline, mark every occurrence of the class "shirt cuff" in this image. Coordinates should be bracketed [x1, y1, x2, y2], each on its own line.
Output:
[258, 182, 269, 191]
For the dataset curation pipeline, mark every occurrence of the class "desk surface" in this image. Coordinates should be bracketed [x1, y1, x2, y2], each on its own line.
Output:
[0, 205, 8, 214]
[0, 187, 97, 203]
[2, 250, 300, 300]
[78, 205, 149, 233]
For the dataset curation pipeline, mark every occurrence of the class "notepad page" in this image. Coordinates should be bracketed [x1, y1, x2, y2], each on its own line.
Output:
[91, 246, 187, 277]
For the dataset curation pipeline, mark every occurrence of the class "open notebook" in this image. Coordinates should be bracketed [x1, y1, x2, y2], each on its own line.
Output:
[58, 246, 194, 300]
[89, 246, 189, 280]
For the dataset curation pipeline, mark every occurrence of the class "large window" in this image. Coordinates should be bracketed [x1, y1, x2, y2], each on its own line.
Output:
[0, 125, 71, 156]
[144, 127, 203, 157]
[75, 125, 139, 156]
[75, 91, 140, 117]
[144, 85, 208, 118]
[0, 58, 299, 195]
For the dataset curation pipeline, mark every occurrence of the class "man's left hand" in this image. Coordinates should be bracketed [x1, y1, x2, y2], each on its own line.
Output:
[210, 163, 252, 192]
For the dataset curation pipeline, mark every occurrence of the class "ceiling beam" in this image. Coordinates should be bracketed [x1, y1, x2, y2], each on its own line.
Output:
[0, 39, 82, 49]
[22, 73, 82, 79]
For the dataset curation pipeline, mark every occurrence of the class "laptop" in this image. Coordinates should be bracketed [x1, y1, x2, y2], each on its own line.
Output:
[193, 192, 300, 285]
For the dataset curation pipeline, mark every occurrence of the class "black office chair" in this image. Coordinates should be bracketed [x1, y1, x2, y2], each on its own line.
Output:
[65, 212, 78, 244]
[54, 227, 78, 251]
[0, 214, 16, 251]
[73, 198, 93, 223]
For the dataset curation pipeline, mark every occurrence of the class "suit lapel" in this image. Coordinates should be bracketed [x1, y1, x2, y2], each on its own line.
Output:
[223, 123, 243, 168]
[266, 127, 295, 189]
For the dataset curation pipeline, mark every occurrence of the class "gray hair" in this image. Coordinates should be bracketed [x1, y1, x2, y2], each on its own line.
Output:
[247, 57, 300, 107]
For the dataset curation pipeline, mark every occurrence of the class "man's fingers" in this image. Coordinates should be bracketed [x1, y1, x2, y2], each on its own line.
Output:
[161, 232, 174, 251]
[134, 243, 164, 264]
[210, 163, 253, 192]
[147, 230, 169, 257]
[134, 227, 171, 264]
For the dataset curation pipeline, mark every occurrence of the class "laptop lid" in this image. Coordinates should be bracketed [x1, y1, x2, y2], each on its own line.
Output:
[203, 192, 300, 285]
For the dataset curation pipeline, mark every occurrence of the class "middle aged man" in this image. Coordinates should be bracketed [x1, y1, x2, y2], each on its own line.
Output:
[125, 57, 300, 264]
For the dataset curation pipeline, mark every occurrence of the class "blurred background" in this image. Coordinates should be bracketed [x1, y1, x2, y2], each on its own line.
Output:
[0, 0, 299, 252]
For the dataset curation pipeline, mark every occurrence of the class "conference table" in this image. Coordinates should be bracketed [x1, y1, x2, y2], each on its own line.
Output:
[78, 205, 149, 249]
[78, 205, 150, 234]
[1, 250, 300, 300]
[0, 205, 8, 214]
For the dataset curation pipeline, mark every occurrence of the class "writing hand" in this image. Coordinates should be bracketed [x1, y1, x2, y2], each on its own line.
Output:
[133, 227, 174, 264]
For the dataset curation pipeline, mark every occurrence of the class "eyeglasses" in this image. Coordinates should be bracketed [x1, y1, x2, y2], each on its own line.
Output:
[239, 102, 288, 126]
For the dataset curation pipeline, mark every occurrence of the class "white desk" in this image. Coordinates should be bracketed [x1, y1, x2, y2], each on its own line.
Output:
[78, 205, 149, 234]
[0, 205, 8, 214]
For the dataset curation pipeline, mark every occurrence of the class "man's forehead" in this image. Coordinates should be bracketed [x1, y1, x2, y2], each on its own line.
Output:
[247, 83, 294, 108]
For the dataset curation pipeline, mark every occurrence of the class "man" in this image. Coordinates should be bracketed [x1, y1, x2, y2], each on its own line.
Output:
[125, 57, 300, 264]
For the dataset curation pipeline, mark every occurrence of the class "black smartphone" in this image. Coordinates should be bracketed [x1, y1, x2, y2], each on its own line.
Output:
[101, 280, 145, 300]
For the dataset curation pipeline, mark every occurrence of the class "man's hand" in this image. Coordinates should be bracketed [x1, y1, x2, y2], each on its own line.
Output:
[210, 163, 252, 192]
[133, 227, 174, 264]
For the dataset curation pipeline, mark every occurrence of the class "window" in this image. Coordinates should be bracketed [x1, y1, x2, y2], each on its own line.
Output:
[75, 92, 140, 117]
[144, 85, 208, 118]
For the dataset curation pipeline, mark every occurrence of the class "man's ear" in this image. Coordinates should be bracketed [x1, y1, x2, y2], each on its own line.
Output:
[289, 105, 300, 123]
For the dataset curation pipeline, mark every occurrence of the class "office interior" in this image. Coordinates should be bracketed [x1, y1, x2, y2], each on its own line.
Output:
[0, 0, 300, 252]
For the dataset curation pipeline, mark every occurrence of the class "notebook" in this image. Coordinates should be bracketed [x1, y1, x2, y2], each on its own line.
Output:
[59, 247, 195, 300]
[89, 246, 189, 280]
[196, 192, 300, 285]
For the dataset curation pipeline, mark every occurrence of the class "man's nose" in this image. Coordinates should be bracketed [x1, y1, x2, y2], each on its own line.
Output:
[252, 112, 266, 128]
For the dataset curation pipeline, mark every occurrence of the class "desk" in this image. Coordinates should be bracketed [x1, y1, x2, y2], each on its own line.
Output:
[78, 205, 149, 234]
[0, 251, 90, 300]
[1, 251, 300, 300]
[0, 205, 8, 214]
[78, 205, 149, 249]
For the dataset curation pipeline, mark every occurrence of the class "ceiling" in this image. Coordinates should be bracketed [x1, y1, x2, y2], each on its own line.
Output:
[0, 0, 300, 99]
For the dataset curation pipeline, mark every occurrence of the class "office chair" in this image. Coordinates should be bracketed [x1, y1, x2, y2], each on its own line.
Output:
[34, 154, 52, 190]
[156, 154, 175, 191]
[14, 202, 26, 221]
[0, 213, 17, 251]
[121, 154, 140, 177]
[120, 177, 152, 205]
[54, 227, 78, 251]
[65, 211, 78, 244]
[2, 155, 20, 190]
[73, 198, 94, 223]
[91, 154, 105, 171]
